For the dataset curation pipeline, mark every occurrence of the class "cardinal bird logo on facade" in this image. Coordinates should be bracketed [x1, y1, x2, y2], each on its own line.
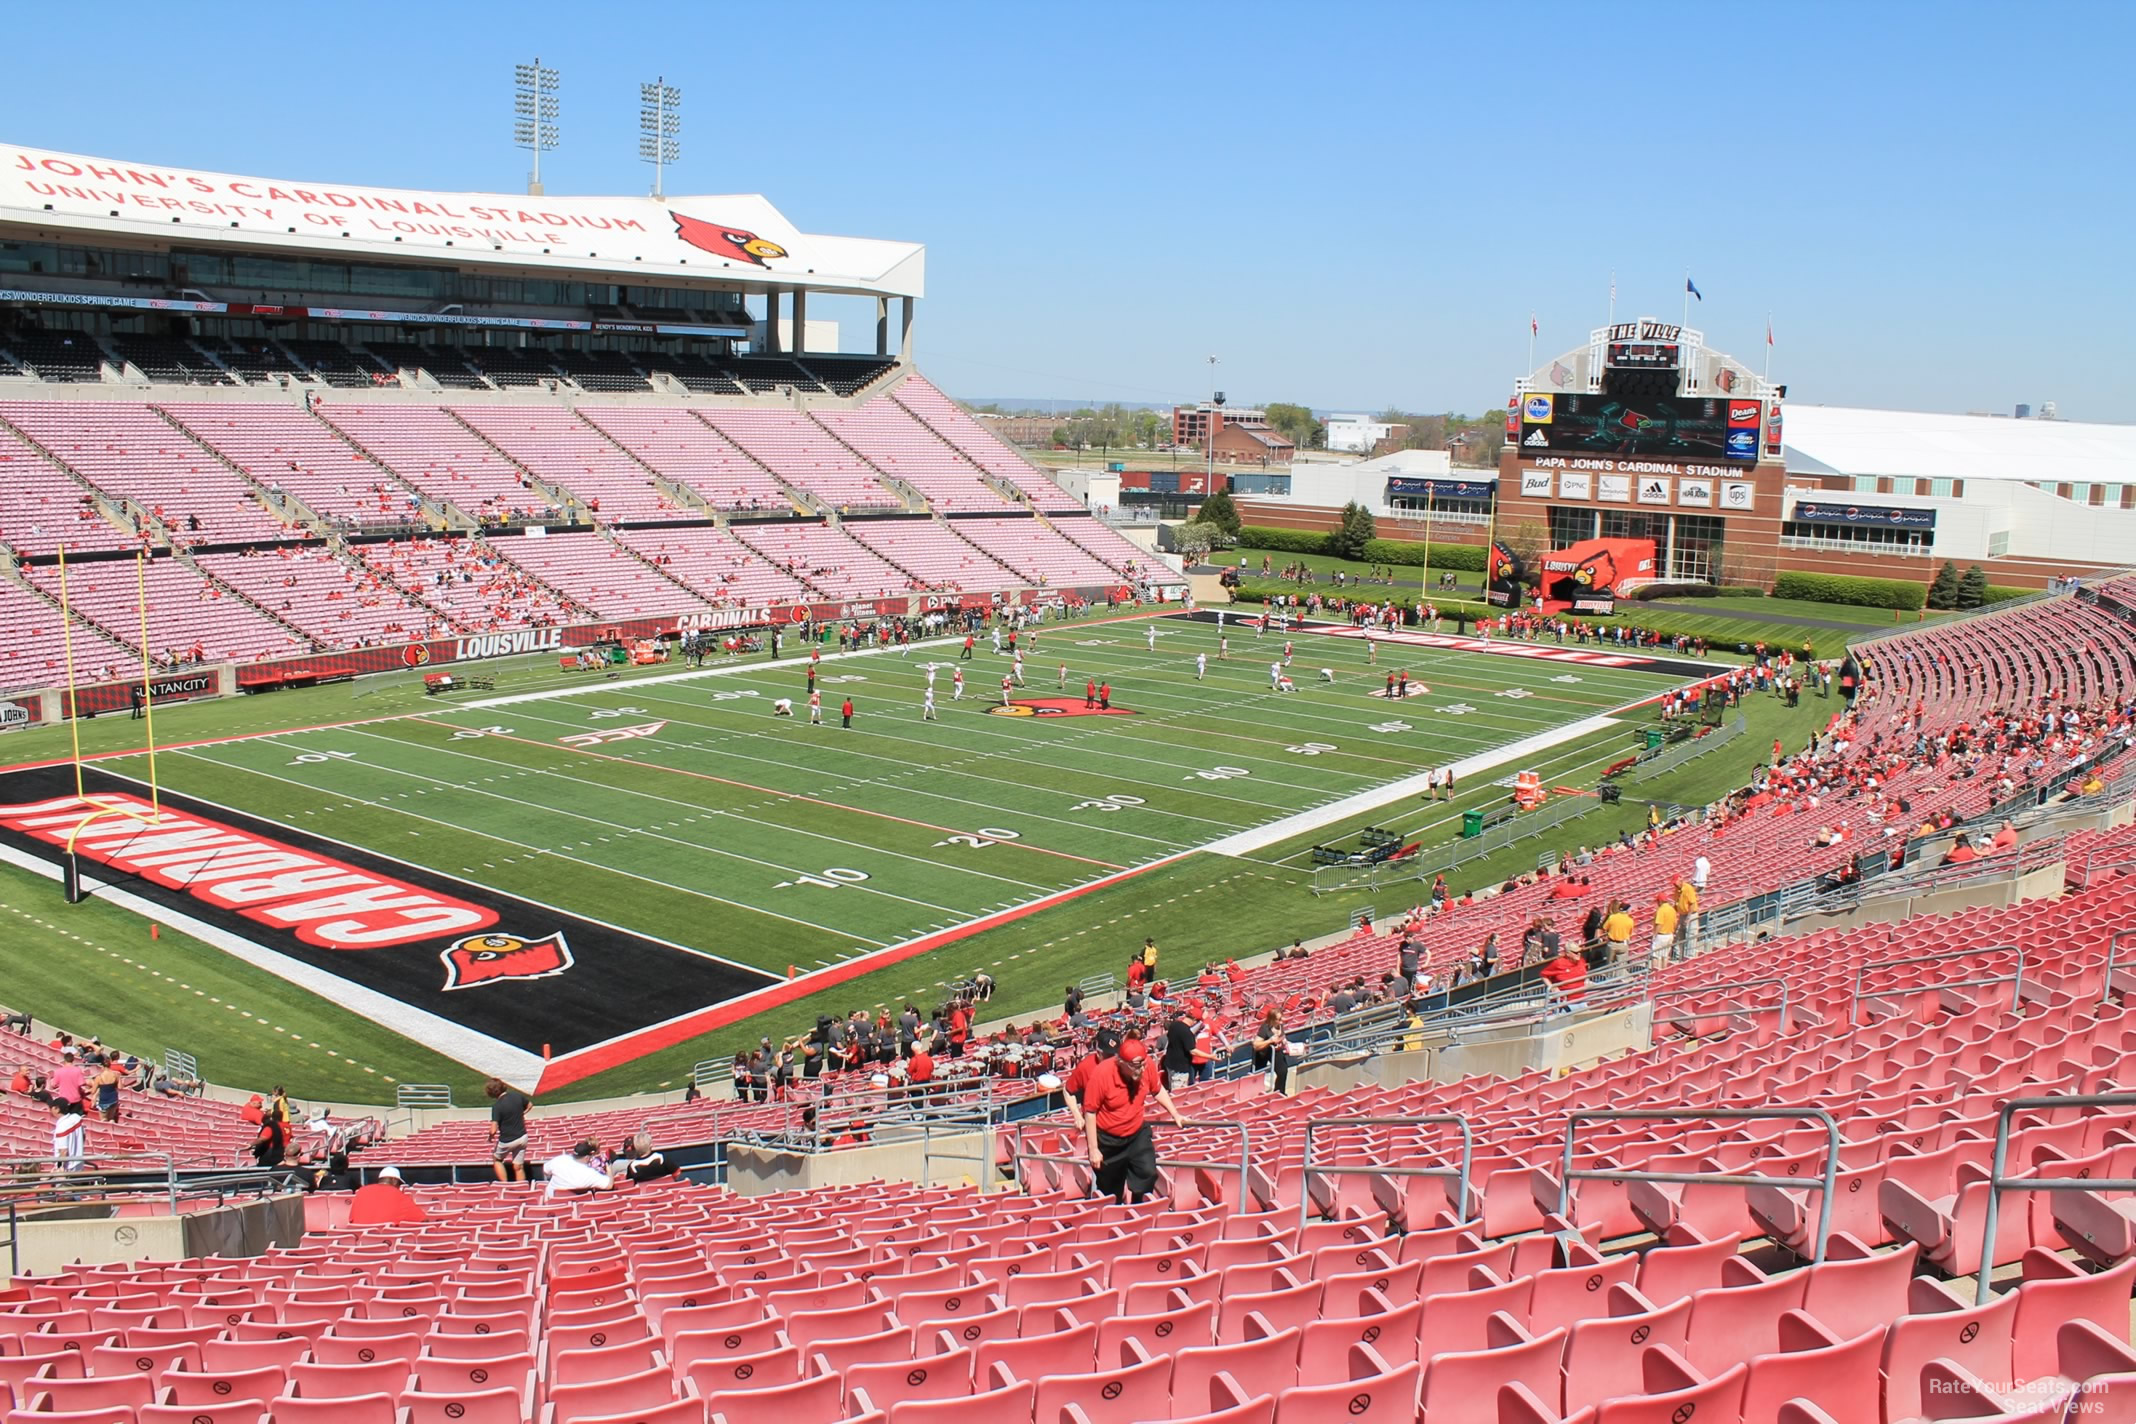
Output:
[671, 213, 788, 267]
[1572, 551, 1617, 589]
[441, 931, 574, 990]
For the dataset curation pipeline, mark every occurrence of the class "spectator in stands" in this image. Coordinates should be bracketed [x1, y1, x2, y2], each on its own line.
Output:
[486, 1077, 532, 1184]
[250, 1112, 289, 1168]
[1162, 1009, 1198, 1092]
[613, 1131, 677, 1184]
[1579, 903, 1605, 955]
[348, 1166, 426, 1224]
[1251, 1009, 1296, 1094]
[1539, 946, 1588, 1007]
[1061, 1026, 1121, 1134]
[1651, 895, 1679, 967]
[308, 1152, 360, 1193]
[1992, 821, 2019, 851]
[1081, 1037, 1185, 1204]
[0, 1006, 30, 1035]
[45, 1050, 85, 1114]
[1942, 835, 1981, 867]
[90, 1053, 123, 1123]
[51, 1099, 86, 1171]
[11, 1064, 41, 1100]
[543, 1139, 616, 1197]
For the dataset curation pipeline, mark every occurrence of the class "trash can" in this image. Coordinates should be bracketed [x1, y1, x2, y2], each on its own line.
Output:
[1644, 728, 1665, 751]
[1460, 809, 1486, 839]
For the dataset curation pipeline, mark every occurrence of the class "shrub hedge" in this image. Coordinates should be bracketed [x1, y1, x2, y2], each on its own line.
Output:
[1772, 571, 1927, 611]
[1234, 526, 1488, 571]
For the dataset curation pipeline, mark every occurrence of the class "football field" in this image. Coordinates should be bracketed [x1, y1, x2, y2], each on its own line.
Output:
[0, 610, 1707, 1086]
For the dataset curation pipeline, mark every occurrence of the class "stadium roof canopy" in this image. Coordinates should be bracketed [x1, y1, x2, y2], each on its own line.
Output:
[0, 142, 923, 300]
[1783, 405, 2136, 485]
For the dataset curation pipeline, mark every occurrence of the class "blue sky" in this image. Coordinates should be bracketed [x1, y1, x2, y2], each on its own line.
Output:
[3, 1, 2130, 420]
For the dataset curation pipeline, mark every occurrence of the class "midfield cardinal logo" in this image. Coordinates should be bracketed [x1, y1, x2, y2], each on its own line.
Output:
[672, 213, 788, 267]
[440, 931, 574, 990]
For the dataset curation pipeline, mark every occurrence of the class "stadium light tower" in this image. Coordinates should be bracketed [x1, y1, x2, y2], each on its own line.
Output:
[639, 77, 681, 200]
[513, 59, 560, 197]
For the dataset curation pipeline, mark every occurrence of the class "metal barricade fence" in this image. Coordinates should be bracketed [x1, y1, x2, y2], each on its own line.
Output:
[1299, 1115, 1473, 1232]
[1974, 1094, 2136, 1304]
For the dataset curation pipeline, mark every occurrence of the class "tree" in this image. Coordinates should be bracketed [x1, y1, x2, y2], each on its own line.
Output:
[1331, 501, 1377, 560]
[1925, 561, 1962, 610]
[1198, 488, 1242, 539]
[1263, 402, 1325, 452]
[1958, 564, 1991, 609]
[1502, 519, 1549, 575]
[1171, 522, 1218, 561]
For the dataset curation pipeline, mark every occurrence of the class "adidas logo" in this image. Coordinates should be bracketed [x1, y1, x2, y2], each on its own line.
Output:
[1523, 429, 1548, 447]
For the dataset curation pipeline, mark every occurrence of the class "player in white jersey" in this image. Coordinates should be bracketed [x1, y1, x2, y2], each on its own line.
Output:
[1196, 652, 1207, 681]
[773, 697, 794, 716]
[1269, 660, 1283, 688]
[1365, 629, 1377, 664]
[808, 689, 823, 724]
[1058, 663, 1069, 689]
[1283, 640, 1293, 666]
[1000, 674, 1014, 706]
[1146, 623, 1157, 651]
[952, 668, 965, 700]
[922, 688, 938, 721]
[1012, 650, 1026, 685]
[990, 626, 1003, 654]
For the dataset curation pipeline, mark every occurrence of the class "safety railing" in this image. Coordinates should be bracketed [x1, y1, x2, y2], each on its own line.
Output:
[1008, 1118, 1250, 1206]
[1650, 975, 1791, 1034]
[1625, 714, 1747, 783]
[2100, 929, 2136, 1005]
[917, 1108, 1002, 1188]
[1299, 1114, 1472, 1232]
[1974, 1094, 2136, 1304]
[1310, 797, 1590, 897]
[1850, 944, 2027, 1024]
[1556, 1107, 1843, 1265]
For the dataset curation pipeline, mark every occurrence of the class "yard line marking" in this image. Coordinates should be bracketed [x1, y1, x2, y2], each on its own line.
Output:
[162, 749, 888, 948]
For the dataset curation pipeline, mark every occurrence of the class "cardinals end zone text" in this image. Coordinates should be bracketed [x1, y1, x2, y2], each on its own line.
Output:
[0, 764, 779, 1059]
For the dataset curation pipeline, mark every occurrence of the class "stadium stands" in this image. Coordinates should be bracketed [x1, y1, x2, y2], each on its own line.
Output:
[350, 535, 577, 632]
[812, 403, 1020, 513]
[732, 522, 910, 601]
[106, 333, 234, 387]
[159, 403, 428, 529]
[449, 407, 696, 525]
[18, 554, 311, 665]
[1051, 515, 1170, 586]
[844, 519, 1021, 593]
[697, 408, 903, 514]
[1, 324, 108, 382]
[0, 573, 141, 691]
[945, 517, 1131, 588]
[0, 401, 300, 546]
[316, 405, 561, 526]
[610, 525, 816, 607]
[0, 421, 140, 557]
[193, 546, 449, 648]
[576, 407, 793, 515]
[893, 374, 1084, 511]
[486, 529, 714, 619]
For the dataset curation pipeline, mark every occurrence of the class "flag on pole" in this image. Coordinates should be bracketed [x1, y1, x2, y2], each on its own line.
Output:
[1529, 313, 1538, 336]
[1685, 277, 1703, 302]
[1766, 315, 1774, 347]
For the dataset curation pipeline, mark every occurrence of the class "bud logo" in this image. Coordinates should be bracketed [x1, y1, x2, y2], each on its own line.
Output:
[1726, 429, 1758, 456]
[0, 794, 495, 948]
[441, 931, 573, 990]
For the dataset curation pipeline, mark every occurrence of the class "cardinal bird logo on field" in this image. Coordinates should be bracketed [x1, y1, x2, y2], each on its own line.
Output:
[672, 213, 788, 267]
[441, 931, 574, 990]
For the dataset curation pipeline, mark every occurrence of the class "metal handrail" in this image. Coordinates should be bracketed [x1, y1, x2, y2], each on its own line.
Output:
[2101, 930, 2136, 1005]
[1556, 1107, 1842, 1265]
[1009, 1118, 1250, 1205]
[1300, 1114, 1473, 1233]
[1851, 945, 2026, 1023]
[1974, 1093, 2136, 1304]
[1651, 975, 1791, 1030]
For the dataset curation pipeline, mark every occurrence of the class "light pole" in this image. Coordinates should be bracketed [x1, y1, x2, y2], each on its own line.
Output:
[512, 60, 560, 197]
[1204, 355, 1221, 494]
[639, 78, 681, 200]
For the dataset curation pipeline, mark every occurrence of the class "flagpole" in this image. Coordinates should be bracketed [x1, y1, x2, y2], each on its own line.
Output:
[1608, 270, 1616, 328]
[1526, 315, 1535, 376]
[1763, 312, 1773, 387]
[1682, 271, 1689, 330]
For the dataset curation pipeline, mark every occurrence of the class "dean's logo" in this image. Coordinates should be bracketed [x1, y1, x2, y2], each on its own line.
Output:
[672, 213, 788, 267]
[441, 931, 573, 990]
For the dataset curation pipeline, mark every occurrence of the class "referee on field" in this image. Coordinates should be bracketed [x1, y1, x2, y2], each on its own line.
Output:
[1080, 1037, 1186, 1204]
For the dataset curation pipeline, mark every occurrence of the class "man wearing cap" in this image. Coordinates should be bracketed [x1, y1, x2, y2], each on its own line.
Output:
[1081, 1036, 1186, 1204]
[1062, 1026, 1121, 1134]
[348, 1166, 427, 1225]
[543, 1139, 617, 1198]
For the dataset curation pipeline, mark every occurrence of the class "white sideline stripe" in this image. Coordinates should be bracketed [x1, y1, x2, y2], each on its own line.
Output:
[1199, 713, 1622, 858]
[0, 843, 548, 1087]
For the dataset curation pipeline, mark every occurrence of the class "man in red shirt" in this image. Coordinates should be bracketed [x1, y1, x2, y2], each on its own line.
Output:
[348, 1166, 427, 1226]
[1081, 1037, 1186, 1204]
[1539, 946, 1587, 1005]
[1062, 1026, 1122, 1133]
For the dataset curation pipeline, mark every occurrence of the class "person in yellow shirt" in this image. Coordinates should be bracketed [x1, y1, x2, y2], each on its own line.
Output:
[1602, 901, 1635, 963]
[1674, 878, 1700, 955]
[1651, 896, 1680, 967]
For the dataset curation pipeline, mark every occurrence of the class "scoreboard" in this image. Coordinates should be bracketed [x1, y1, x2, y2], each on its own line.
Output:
[1606, 340, 1679, 370]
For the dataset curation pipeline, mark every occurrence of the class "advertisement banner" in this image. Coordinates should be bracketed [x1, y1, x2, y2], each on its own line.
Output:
[1559, 471, 1593, 501]
[1569, 594, 1618, 615]
[1518, 392, 1758, 462]
[1636, 476, 1672, 505]
[1386, 477, 1495, 501]
[1677, 478, 1714, 508]
[1720, 481, 1755, 512]
[0, 699, 41, 733]
[1520, 469, 1553, 498]
[1596, 475, 1631, 503]
[1792, 501, 1938, 530]
[1522, 394, 1554, 425]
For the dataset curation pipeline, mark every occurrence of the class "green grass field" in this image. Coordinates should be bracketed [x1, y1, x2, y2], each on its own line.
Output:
[0, 607, 1728, 1102]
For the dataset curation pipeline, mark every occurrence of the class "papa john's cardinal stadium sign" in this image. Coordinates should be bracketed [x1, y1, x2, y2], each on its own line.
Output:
[0, 143, 924, 299]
